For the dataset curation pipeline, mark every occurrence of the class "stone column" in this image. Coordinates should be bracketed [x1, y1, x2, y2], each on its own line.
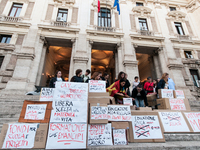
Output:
[153, 55, 162, 79]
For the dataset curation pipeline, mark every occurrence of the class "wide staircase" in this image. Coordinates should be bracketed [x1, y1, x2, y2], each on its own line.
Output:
[0, 95, 200, 149]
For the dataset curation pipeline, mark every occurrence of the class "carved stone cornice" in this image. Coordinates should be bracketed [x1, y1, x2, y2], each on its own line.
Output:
[123, 60, 138, 67]
[92, 0, 112, 8]
[167, 63, 183, 70]
[73, 56, 89, 63]
[0, 43, 15, 51]
[167, 11, 186, 20]
[16, 53, 35, 60]
[54, 0, 75, 6]
[132, 6, 152, 16]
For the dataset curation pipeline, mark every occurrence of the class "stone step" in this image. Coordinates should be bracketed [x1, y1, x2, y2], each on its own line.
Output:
[191, 107, 200, 111]
[0, 105, 22, 112]
[164, 133, 200, 141]
[0, 118, 19, 124]
[0, 113, 20, 118]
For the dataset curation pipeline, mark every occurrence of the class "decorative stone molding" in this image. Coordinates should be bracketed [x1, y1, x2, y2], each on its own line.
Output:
[92, 0, 112, 8]
[0, 16, 23, 22]
[167, 63, 183, 70]
[95, 26, 116, 32]
[167, 11, 186, 20]
[16, 53, 35, 60]
[0, 44, 15, 51]
[123, 60, 138, 67]
[132, 6, 152, 16]
[51, 21, 71, 27]
[73, 56, 89, 63]
[54, 0, 75, 6]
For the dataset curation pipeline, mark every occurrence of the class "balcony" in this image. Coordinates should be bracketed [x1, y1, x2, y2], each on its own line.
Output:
[139, 30, 154, 36]
[54, 0, 75, 5]
[177, 35, 191, 40]
[95, 26, 116, 32]
[51, 21, 71, 27]
[0, 16, 22, 22]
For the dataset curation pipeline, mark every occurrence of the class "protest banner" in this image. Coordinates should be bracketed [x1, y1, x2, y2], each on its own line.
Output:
[130, 111, 165, 142]
[113, 129, 127, 145]
[90, 104, 108, 124]
[158, 112, 190, 132]
[89, 80, 106, 92]
[123, 98, 133, 106]
[24, 104, 47, 120]
[174, 90, 185, 99]
[169, 99, 186, 110]
[40, 88, 54, 101]
[18, 100, 52, 123]
[50, 100, 87, 123]
[88, 124, 113, 146]
[107, 105, 131, 121]
[45, 123, 87, 149]
[54, 82, 88, 101]
[158, 89, 174, 98]
[183, 112, 200, 132]
[1, 123, 38, 149]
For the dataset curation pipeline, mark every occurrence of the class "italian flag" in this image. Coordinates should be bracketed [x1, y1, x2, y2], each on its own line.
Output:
[98, 0, 100, 12]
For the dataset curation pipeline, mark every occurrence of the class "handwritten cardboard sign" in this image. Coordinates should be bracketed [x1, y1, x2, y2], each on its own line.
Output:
[123, 98, 133, 106]
[159, 112, 189, 132]
[89, 80, 106, 92]
[88, 124, 113, 146]
[107, 105, 131, 121]
[54, 82, 88, 101]
[174, 90, 185, 98]
[131, 115, 163, 140]
[50, 100, 87, 123]
[91, 106, 108, 120]
[2, 123, 38, 149]
[184, 112, 200, 132]
[45, 123, 87, 149]
[24, 104, 47, 120]
[160, 89, 174, 98]
[113, 129, 127, 145]
[169, 99, 186, 110]
[40, 88, 54, 101]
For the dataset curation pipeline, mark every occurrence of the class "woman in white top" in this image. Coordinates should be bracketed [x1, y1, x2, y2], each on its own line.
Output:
[49, 71, 65, 88]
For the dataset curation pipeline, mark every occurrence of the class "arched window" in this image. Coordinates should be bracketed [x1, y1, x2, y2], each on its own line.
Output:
[98, 8, 111, 27]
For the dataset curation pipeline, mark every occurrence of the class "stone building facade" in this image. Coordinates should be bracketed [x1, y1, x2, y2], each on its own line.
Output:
[0, 0, 199, 99]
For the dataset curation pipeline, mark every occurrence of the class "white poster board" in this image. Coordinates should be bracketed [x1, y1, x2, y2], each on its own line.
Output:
[161, 89, 174, 98]
[24, 104, 47, 120]
[88, 124, 113, 146]
[184, 112, 200, 132]
[113, 129, 127, 145]
[89, 80, 106, 92]
[158, 112, 189, 132]
[54, 82, 88, 101]
[40, 88, 54, 101]
[2, 123, 38, 149]
[123, 98, 133, 106]
[107, 105, 131, 121]
[131, 115, 163, 139]
[169, 99, 186, 110]
[50, 100, 87, 123]
[175, 90, 185, 98]
[46, 123, 87, 149]
[91, 106, 108, 120]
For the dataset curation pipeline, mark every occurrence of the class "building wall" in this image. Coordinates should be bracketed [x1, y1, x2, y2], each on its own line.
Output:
[0, 0, 199, 99]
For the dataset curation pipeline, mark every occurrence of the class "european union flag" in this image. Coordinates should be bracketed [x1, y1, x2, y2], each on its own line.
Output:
[113, 0, 120, 15]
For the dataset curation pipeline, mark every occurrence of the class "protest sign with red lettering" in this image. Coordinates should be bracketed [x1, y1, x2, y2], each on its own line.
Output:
[40, 88, 54, 101]
[113, 129, 127, 145]
[2, 123, 38, 149]
[174, 90, 185, 99]
[50, 100, 87, 123]
[169, 99, 186, 110]
[160, 89, 174, 98]
[89, 80, 106, 92]
[123, 98, 133, 106]
[24, 104, 47, 120]
[159, 112, 189, 132]
[88, 124, 113, 146]
[131, 115, 163, 140]
[91, 106, 108, 120]
[54, 82, 88, 101]
[107, 105, 131, 121]
[184, 112, 200, 132]
[45, 123, 87, 149]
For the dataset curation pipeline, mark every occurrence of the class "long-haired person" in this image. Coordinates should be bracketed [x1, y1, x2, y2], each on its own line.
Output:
[70, 69, 84, 82]
[124, 73, 131, 96]
[86, 72, 101, 83]
[157, 73, 169, 89]
[115, 71, 125, 81]
[49, 71, 65, 88]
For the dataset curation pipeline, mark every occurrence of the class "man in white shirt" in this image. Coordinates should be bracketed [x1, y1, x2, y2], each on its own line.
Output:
[132, 76, 139, 89]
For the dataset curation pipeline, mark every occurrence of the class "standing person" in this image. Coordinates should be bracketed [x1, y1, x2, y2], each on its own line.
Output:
[132, 76, 139, 89]
[102, 73, 110, 88]
[124, 73, 131, 96]
[86, 72, 101, 83]
[157, 73, 169, 89]
[132, 84, 148, 107]
[153, 79, 158, 93]
[99, 72, 103, 80]
[70, 69, 83, 82]
[49, 71, 65, 88]
[115, 71, 125, 81]
[168, 77, 175, 90]
[143, 77, 154, 94]
[107, 79, 134, 104]
[82, 69, 91, 83]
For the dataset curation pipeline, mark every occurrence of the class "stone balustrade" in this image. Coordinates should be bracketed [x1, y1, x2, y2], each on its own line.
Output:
[51, 21, 71, 27]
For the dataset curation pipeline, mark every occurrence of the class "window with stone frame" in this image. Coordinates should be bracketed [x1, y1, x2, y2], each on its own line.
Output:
[136, 2, 143, 6]
[139, 18, 148, 30]
[9, 3, 23, 17]
[0, 35, 11, 44]
[0, 56, 4, 69]
[184, 51, 193, 59]
[174, 22, 185, 35]
[98, 8, 111, 27]
[57, 9, 68, 22]
[169, 7, 176, 11]
[190, 69, 200, 87]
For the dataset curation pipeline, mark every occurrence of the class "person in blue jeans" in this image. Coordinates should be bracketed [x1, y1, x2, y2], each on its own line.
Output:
[132, 84, 148, 107]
